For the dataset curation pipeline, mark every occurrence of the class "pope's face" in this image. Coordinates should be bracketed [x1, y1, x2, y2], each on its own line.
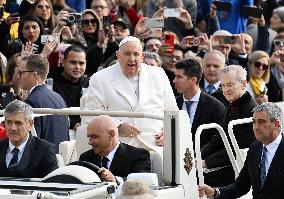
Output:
[116, 41, 144, 77]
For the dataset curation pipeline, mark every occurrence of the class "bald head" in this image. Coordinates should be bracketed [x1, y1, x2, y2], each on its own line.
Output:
[87, 115, 119, 156]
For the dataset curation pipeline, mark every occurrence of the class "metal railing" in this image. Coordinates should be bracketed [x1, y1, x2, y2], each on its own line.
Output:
[0, 108, 164, 121]
[227, 117, 252, 168]
[195, 123, 240, 186]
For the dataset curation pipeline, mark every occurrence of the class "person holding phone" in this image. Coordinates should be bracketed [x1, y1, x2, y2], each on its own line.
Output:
[0, 15, 46, 59]
[247, 51, 270, 104]
[29, 0, 56, 34]
[267, 33, 284, 102]
[71, 9, 118, 76]
[202, 0, 253, 34]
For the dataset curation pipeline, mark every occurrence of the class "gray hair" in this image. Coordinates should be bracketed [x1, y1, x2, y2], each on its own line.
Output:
[204, 50, 226, 66]
[4, 100, 34, 121]
[273, 6, 284, 22]
[252, 102, 282, 123]
[220, 65, 247, 82]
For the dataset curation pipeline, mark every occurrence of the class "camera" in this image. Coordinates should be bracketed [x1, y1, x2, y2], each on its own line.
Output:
[41, 35, 54, 44]
[67, 13, 81, 24]
[192, 37, 200, 46]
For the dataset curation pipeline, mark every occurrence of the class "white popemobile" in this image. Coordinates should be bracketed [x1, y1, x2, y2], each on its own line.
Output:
[2, 101, 284, 198]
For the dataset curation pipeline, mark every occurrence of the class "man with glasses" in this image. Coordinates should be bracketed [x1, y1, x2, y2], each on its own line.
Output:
[91, 0, 110, 20]
[201, 65, 258, 187]
[19, 54, 69, 153]
[199, 102, 284, 199]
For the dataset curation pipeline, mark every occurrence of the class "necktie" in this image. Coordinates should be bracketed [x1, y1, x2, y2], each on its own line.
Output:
[206, 84, 215, 94]
[8, 148, 19, 172]
[260, 146, 268, 188]
[185, 101, 193, 117]
[101, 156, 109, 168]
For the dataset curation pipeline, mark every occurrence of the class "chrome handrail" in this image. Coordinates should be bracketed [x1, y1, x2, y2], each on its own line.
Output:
[227, 117, 252, 168]
[195, 123, 240, 186]
[0, 108, 164, 121]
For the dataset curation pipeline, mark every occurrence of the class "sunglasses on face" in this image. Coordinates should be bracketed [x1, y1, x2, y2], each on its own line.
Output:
[274, 39, 284, 47]
[254, 61, 269, 70]
[36, 4, 51, 9]
[81, 19, 97, 26]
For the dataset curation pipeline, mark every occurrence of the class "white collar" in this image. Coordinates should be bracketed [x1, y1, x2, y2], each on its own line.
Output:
[264, 133, 282, 155]
[183, 89, 201, 102]
[204, 79, 220, 89]
[9, 134, 29, 154]
[105, 142, 120, 163]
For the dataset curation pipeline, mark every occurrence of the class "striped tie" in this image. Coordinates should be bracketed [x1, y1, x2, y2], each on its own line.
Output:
[8, 148, 19, 172]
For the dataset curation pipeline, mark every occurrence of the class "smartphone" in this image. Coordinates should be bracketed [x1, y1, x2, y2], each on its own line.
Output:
[213, 1, 232, 11]
[41, 35, 54, 44]
[164, 34, 175, 54]
[241, 6, 263, 18]
[219, 35, 236, 44]
[144, 18, 164, 28]
[261, 87, 268, 95]
[0, 6, 4, 18]
[148, 28, 163, 38]
[103, 16, 112, 32]
[164, 8, 180, 17]
[280, 56, 284, 62]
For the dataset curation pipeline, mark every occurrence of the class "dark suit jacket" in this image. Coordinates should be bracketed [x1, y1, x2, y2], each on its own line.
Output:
[79, 143, 151, 177]
[220, 135, 284, 199]
[25, 84, 70, 153]
[176, 91, 226, 147]
[0, 136, 58, 178]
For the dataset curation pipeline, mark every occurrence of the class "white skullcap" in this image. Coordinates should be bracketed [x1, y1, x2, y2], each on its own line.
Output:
[213, 30, 232, 36]
[119, 36, 141, 48]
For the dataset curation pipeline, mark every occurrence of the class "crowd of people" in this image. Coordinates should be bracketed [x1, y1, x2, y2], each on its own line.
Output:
[0, 0, 284, 198]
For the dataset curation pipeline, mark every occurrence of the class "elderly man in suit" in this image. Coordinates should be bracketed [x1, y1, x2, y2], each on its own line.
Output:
[199, 102, 284, 199]
[79, 115, 151, 182]
[201, 65, 257, 187]
[84, 36, 178, 153]
[19, 54, 69, 153]
[174, 59, 226, 147]
[0, 100, 58, 178]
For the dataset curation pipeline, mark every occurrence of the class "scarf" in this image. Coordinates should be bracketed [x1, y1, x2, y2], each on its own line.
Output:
[249, 77, 265, 96]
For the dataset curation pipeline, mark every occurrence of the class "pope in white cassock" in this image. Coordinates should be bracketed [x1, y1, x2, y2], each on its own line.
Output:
[83, 36, 178, 154]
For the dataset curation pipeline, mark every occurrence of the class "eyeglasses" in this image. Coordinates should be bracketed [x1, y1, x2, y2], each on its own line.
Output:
[220, 82, 240, 90]
[18, 70, 34, 77]
[81, 19, 97, 26]
[36, 4, 51, 10]
[254, 61, 269, 70]
[274, 39, 284, 47]
[92, 5, 107, 10]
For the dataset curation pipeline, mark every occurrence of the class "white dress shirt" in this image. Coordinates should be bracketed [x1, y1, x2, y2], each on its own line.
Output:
[182, 89, 201, 125]
[263, 133, 282, 176]
[6, 135, 29, 167]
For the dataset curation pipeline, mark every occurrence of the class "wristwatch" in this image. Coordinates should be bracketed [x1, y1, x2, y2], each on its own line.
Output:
[212, 187, 220, 198]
